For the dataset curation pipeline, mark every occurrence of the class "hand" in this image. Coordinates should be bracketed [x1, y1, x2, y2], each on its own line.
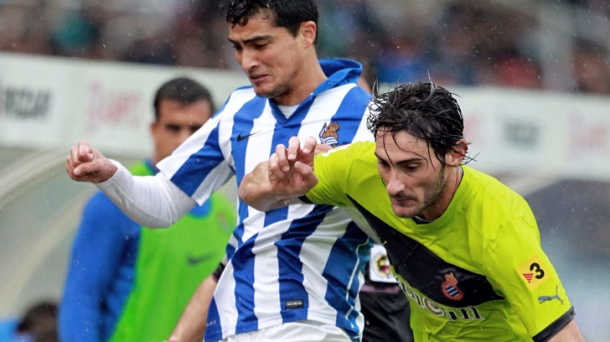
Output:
[66, 141, 118, 183]
[314, 143, 333, 155]
[268, 136, 319, 197]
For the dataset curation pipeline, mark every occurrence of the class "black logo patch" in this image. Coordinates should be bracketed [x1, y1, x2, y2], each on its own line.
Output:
[285, 300, 304, 310]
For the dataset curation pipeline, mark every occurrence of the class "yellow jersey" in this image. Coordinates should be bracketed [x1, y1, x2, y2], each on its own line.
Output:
[305, 141, 574, 341]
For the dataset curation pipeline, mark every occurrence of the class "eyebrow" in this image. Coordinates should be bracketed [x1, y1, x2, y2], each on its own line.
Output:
[228, 35, 272, 46]
[374, 152, 424, 165]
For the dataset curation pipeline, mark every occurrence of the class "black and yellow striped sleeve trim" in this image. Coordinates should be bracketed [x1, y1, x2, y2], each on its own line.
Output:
[532, 306, 575, 342]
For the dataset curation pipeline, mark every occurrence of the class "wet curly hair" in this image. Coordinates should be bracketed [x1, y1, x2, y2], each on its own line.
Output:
[367, 82, 471, 165]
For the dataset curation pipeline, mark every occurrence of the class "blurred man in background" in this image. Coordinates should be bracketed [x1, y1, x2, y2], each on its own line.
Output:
[59, 77, 236, 342]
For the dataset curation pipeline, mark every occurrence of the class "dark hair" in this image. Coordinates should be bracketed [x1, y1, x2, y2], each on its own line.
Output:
[367, 82, 470, 165]
[225, 0, 318, 42]
[153, 77, 214, 120]
[16, 301, 58, 341]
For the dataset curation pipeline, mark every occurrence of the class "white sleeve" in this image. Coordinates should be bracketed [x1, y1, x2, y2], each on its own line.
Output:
[95, 160, 197, 228]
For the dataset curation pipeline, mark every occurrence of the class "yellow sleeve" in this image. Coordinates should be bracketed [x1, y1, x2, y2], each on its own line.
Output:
[482, 200, 574, 338]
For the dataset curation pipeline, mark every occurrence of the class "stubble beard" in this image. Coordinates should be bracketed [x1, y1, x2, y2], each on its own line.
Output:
[394, 166, 447, 219]
[256, 81, 292, 101]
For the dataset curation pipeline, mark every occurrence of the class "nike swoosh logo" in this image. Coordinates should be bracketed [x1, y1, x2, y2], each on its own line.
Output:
[187, 252, 215, 266]
[237, 131, 258, 142]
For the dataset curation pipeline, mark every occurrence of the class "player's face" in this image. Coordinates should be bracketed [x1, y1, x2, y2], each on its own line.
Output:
[151, 99, 212, 163]
[228, 10, 307, 103]
[375, 129, 448, 219]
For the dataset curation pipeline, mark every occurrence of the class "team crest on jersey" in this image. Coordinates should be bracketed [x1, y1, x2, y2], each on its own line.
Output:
[442, 272, 464, 301]
[319, 122, 340, 146]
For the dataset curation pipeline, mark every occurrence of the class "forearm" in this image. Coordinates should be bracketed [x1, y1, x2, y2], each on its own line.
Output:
[96, 160, 196, 227]
[238, 162, 296, 212]
[169, 276, 218, 342]
[548, 320, 584, 342]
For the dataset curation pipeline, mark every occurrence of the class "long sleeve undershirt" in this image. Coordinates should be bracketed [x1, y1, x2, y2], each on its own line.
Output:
[96, 160, 197, 228]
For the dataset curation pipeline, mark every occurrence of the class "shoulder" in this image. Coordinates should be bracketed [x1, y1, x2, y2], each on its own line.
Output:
[320, 83, 371, 104]
[466, 167, 530, 212]
[320, 141, 375, 162]
[211, 86, 265, 122]
[221, 87, 260, 110]
[461, 167, 536, 238]
[316, 142, 376, 179]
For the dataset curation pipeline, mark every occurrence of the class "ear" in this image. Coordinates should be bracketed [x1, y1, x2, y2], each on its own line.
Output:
[299, 21, 317, 48]
[445, 139, 468, 166]
[150, 121, 157, 136]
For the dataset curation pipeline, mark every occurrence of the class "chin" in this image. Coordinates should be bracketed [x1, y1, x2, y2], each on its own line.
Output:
[391, 204, 419, 219]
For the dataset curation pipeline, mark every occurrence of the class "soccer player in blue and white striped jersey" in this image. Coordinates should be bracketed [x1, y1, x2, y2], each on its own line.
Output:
[67, 1, 374, 341]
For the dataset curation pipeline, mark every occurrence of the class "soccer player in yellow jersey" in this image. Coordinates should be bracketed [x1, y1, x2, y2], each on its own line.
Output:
[238, 82, 585, 341]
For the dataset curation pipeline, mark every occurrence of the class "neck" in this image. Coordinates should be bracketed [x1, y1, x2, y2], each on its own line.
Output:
[419, 165, 463, 221]
[151, 153, 163, 166]
[275, 56, 327, 105]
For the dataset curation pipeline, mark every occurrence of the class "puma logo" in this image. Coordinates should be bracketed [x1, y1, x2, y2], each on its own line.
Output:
[538, 286, 563, 305]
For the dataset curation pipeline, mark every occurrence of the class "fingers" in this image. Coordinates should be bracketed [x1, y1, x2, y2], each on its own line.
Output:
[77, 141, 95, 163]
[287, 136, 301, 160]
[294, 161, 318, 190]
[301, 136, 317, 154]
[277, 136, 318, 173]
[275, 143, 290, 172]
[67, 141, 93, 177]
[66, 141, 117, 183]
[314, 144, 332, 155]
[268, 153, 286, 181]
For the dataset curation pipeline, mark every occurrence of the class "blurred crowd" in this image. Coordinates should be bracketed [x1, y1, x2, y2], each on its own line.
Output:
[0, 0, 609, 94]
[0, 0, 610, 94]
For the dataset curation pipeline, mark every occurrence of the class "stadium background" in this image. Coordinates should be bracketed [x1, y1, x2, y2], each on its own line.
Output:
[0, 0, 609, 340]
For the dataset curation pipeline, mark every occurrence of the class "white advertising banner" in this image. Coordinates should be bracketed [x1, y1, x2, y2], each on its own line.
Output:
[1, 52, 610, 181]
[453, 87, 610, 181]
[0, 52, 248, 157]
[0, 54, 68, 148]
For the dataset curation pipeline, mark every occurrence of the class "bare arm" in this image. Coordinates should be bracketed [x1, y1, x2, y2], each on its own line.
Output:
[238, 136, 319, 212]
[168, 275, 217, 342]
[548, 320, 584, 342]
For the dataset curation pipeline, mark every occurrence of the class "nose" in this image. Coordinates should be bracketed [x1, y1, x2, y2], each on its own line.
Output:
[177, 128, 191, 143]
[240, 49, 259, 72]
[386, 169, 405, 196]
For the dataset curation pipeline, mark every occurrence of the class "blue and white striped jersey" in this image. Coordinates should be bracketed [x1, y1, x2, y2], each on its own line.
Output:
[157, 59, 373, 342]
